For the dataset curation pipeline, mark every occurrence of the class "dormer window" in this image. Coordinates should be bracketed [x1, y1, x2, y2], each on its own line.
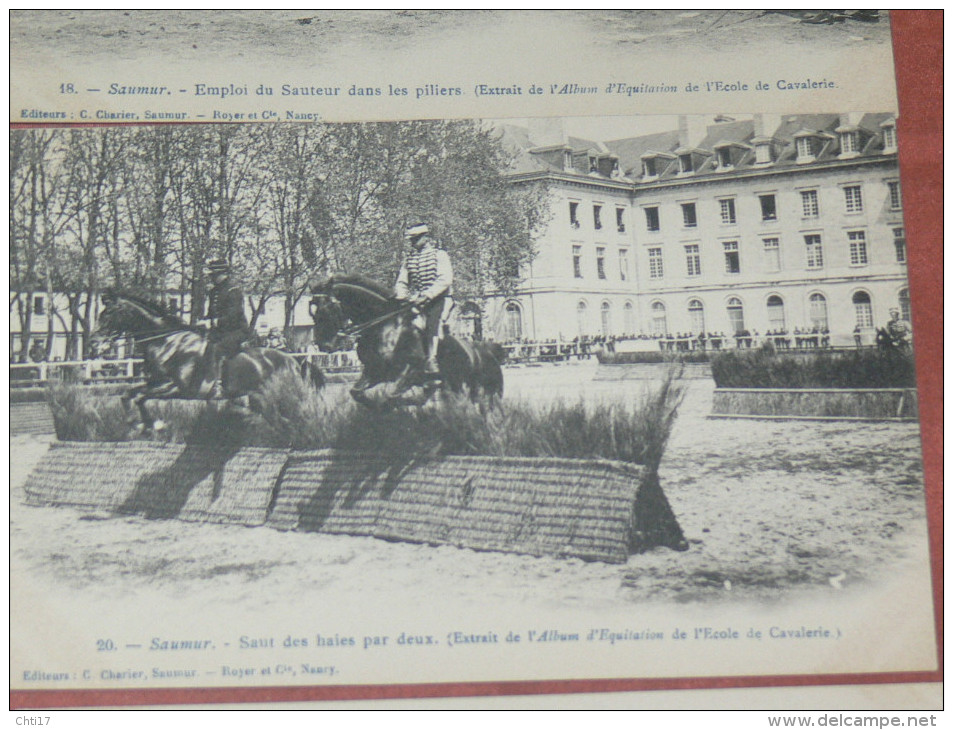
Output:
[882, 123, 897, 151]
[642, 157, 657, 177]
[678, 153, 693, 174]
[563, 150, 573, 170]
[840, 130, 860, 154]
[717, 147, 732, 168]
[754, 140, 773, 164]
[796, 135, 816, 162]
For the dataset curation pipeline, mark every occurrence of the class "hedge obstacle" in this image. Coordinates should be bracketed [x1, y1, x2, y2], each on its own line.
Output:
[22, 442, 687, 564]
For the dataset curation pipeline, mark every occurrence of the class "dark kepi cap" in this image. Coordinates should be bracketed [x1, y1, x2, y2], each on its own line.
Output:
[207, 258, 229, 274]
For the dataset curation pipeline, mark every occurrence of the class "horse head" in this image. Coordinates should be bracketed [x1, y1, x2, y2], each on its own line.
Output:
[95, 290, 185, 342]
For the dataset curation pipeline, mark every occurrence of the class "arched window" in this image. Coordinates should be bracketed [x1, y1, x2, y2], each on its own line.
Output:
[600, 301, 612, 337]
[650, 301, 667, 335]
[504, 301, 522, 341]
[767, 295, 785, 331]
[687, 299, 705, 334]
[727, 297, 745, 334]
[809, 293, 828, 330]
[899, 289, 911, 323]
[852, 291, 873, 328]
[576, 301, 589, 337]
[623, 301, 635, 335]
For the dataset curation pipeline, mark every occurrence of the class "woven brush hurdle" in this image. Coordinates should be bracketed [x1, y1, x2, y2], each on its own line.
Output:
[22, 443, 687, 564]
[22, 441, 287, 525]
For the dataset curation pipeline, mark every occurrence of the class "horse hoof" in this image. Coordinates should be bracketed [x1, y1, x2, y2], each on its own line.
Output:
[153, 419, 167, 432]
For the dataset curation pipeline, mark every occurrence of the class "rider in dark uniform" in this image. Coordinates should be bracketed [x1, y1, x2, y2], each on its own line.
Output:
[394, 223, 453, 377]
[205, 259, 251, 395]
[885, 307, 913, 348]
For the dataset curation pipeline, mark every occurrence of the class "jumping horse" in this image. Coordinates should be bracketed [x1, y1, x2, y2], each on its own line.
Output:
[92, 290, 324, 434]
[309, 274, 504, 408]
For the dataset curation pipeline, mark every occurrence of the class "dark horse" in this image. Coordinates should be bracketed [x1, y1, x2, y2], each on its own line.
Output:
[875, 326, 911, 353]
[93, 290, 324, 434]
[309, 274, 504, 407]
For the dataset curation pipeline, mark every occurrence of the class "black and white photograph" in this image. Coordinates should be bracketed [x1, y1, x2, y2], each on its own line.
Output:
[9, 9, 940, 713]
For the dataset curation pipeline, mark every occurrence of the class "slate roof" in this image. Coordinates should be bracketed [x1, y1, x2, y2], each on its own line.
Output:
[502, 114, 897, 184]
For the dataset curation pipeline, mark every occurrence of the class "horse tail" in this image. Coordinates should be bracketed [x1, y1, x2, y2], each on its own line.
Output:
[300, 357, 326, 390]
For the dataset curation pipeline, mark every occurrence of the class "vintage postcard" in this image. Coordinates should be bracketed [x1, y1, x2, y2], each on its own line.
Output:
[8, 11, 941, 710]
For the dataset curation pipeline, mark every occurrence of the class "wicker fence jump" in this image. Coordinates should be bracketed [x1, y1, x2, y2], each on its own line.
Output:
[22, 442, 687, 564]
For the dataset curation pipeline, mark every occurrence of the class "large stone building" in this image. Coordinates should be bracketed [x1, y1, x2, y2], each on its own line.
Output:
[486, 113, 909, 347]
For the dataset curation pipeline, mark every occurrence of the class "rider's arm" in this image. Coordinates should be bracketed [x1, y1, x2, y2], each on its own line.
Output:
[418, 250, 453, 301]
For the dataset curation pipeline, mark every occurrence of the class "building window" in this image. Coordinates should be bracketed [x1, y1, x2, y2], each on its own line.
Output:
[883, 125, 897, 151]
[32, 295, 45, 315]
[685, 244, 701, 277]
[763, 237, 781, 272]
[809, 293, 829, 331]
[805, 234, 824, 269]
[848, 230, 868, 266]
[688, 299, 705, 334]
[759, 194, 777, 221]
[618, 249, 629, 281]
[569, 201, 580, 228]
[853, 291, 873, 328]
[642, 157, 657, 177]
[644, 206, 660, 232]
[678, 153, 693, 173]
[169, 297, 180, 313]
[893, 228, 906, 263]
[681, 202, 697, 228]
[616, 207, 626, 233]
[801, 189, 819, 218]
[648, 248, 664, 279]
[723, 241, 740, 274]
[650, 301, 667, 335]
[504, 302, 523, 341]
[600, 301, 612, 337]
[572, 245, 583, 278]
[754, 142, 772, 164]
[888, 181, 902, 210]
[899, 289, 911, 323]
[796, 136, 816, 161]
[716, 147, 732, 168]
[623, 301, 635, 335]
[576, 301, 588, 337]
[840, 130, 861, 155]
[844, 185, 864, 213]
[727, 297, 745, 335]
[719, 198, 737, 224]
[596, 247, 607, 279]
[767, 295, 786, 331]
[593, 205, 603, 230]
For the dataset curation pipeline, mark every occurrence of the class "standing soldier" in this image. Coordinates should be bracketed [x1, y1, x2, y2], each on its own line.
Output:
[394, 223, 453, 377]
[204, 259, 251, 394]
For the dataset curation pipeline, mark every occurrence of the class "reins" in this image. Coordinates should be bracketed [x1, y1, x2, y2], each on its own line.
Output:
[341, 302, 417, 337]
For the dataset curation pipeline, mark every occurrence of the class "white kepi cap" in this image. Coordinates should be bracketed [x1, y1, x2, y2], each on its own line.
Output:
[404, 223, 429, 238]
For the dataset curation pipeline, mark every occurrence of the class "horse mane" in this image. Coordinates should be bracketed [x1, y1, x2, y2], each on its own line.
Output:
[327, 273, 397, 308]
[109, 289, 190, 329]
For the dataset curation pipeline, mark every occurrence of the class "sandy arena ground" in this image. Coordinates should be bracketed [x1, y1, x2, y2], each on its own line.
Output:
[11, 362, 931, 616]
[10, 10, 891, 66]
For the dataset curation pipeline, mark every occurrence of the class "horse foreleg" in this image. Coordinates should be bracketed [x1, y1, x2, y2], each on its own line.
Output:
[134, 382, 179, 435]
[121, 384, 149, 428]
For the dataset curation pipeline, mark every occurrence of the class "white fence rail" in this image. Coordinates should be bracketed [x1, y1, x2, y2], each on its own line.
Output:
[10, 351, 363, 387]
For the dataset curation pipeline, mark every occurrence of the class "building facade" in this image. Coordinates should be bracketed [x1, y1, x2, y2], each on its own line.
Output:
[486, 113, 909, 347]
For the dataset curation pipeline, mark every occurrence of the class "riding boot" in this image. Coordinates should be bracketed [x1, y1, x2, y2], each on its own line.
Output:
[423, 336, 441, 378]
